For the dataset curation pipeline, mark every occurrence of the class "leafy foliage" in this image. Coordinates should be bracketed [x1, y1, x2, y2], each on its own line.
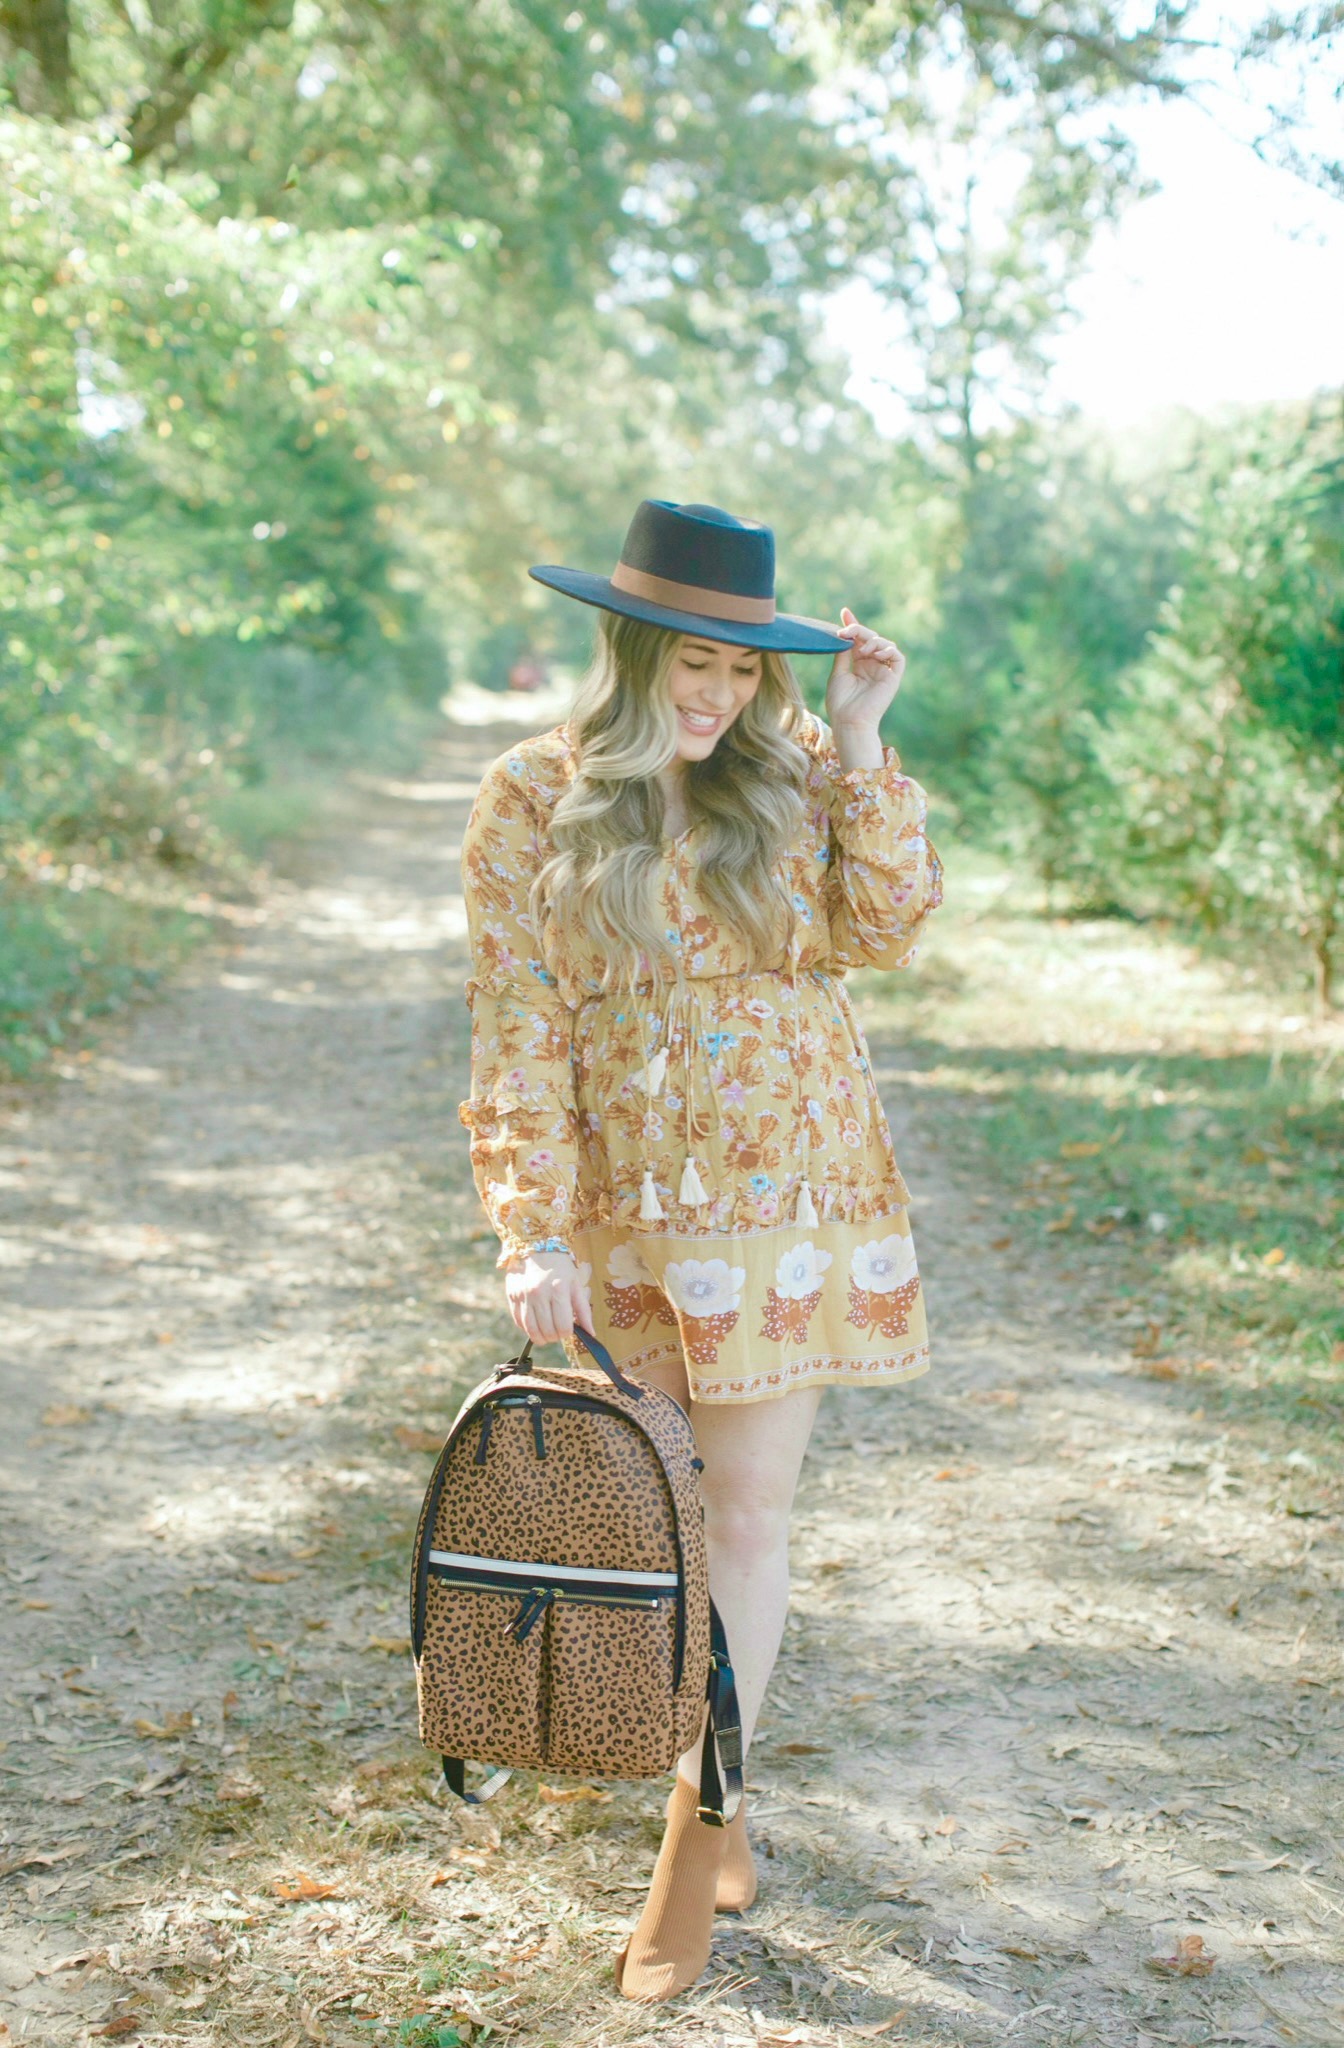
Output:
[1099, 404, 1344, 1003]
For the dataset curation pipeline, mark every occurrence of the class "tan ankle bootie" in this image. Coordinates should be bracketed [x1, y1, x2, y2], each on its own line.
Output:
[614, 1774, 728, 2002]
[715, 1795, 757, 1913]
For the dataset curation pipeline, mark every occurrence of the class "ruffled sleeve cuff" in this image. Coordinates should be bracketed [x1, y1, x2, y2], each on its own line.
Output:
[823, 741, 928, 840]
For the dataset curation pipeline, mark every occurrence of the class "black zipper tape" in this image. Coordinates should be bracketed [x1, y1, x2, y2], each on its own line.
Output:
[428, 1559, 673, 1611]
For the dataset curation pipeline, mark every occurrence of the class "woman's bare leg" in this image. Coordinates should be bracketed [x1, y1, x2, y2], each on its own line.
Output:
[615, 1361, 824, 1995]
[632, 1355, 825, 1776]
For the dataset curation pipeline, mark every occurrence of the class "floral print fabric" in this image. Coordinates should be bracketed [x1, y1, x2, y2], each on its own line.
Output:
[458, 708, 944, 1403]
[561, 1215, 928, 1404]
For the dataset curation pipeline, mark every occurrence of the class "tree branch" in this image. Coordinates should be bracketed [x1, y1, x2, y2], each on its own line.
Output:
[0, 0, 73, 115]
[955, 0, 1210, 95]
[125, 0, 295, 163]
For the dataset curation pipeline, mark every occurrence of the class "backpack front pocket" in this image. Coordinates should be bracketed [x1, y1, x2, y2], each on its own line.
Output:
[417, 1575, 548, 1767]
[422, 1550, 681, 1779]
[543, 1592, 680, 1778]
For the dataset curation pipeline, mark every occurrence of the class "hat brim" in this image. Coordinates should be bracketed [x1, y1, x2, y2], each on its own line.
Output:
[528, 565, 851, 656]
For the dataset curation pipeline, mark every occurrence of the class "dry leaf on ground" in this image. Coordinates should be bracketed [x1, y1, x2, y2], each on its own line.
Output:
[1148, 1934, 1215, 1977]
[215, 1769, 263, 1805]
[41, 1403, 91, 1427]
[129, 1764, 189, 1798]
[365, 1634, 411, 1654]
[274, 1874, 342, 1901]
[134, 1709, 194, 1739]
[536, 1783, 612, 1803]
[0, 1845, 82, 1879]
[34, 1948, 106, 1977]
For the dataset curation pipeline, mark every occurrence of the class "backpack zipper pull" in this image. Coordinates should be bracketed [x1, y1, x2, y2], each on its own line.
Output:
[504, 1586, 555, 1642]
[526, 1395, 547, 1460]
[474, 1407, 496, 1466]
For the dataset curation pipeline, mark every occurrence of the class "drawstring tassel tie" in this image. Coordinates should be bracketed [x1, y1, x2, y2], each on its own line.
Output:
[635, 984, 719, 1218]
[790, 927, 819, 1227]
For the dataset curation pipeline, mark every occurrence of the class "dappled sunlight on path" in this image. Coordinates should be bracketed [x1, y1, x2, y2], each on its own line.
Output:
[1, 713, 1338, 2047]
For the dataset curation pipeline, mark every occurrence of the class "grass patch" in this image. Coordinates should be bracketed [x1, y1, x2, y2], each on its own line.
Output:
[0, 881, 207, 1075]
[861, 837, 1344, 1442]
[0, 695, 446, 1080]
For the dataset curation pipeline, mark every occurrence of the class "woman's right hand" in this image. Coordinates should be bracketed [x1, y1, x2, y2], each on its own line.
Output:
[503, 1249, 594, 1346]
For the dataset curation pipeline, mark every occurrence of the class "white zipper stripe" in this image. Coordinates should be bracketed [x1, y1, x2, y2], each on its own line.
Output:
[428, 1549, 676, 1589]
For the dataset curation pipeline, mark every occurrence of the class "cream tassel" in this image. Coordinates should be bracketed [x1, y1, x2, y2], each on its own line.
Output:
[679, 1156, 710, 1208]
[793, 1177, 819, 1227]
[639, 1167, 666, 1221]
[642, 1046, 668, 1096]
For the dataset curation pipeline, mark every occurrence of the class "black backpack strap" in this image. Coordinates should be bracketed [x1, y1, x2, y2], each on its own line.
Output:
[441, 1756, 513, 1804]
[569, 1323, 645, 1401]
[503, 1322, 642, 1399]
[696, 1599, 744, 1827]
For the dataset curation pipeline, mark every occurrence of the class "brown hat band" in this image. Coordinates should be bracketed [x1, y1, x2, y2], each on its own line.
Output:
[609, 560, 777, 625]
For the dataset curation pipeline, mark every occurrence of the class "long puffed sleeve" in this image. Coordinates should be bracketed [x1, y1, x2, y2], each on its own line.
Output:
[800, 710, 944, 971]
[458, 752, 582, 1271]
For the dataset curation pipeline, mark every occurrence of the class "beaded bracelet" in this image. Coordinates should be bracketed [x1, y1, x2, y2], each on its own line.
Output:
[519, 1236, 574, 1259]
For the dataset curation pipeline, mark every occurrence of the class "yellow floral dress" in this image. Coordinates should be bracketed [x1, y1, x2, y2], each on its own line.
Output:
[458, 707, 944, 1404]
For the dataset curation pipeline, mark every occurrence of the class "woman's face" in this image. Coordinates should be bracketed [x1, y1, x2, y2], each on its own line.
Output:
[666, 635, 763, 758]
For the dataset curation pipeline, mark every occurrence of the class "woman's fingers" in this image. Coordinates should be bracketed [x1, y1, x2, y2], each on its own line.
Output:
[503, 1253, 600, 1347]
[572, 1274, 595, 1335]
[838, 607, 903, 669]
[505, 1277, 540, 1342]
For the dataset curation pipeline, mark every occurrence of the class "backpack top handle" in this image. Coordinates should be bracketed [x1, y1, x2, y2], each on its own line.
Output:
[508, 1323, 645, 1401]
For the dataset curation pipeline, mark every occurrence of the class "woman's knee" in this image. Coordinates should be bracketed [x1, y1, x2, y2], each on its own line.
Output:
[691, 1384, 823, 1566]
[701, 1484, 793, 1570]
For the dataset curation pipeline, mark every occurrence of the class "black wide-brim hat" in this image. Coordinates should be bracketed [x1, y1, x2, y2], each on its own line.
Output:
[529, 499, 851, 655]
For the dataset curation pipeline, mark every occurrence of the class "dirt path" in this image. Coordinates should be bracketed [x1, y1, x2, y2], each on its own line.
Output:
[2, 710, 1339, 2048]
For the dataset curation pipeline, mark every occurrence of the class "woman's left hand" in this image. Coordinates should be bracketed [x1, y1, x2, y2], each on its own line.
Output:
[827, 607, 906, 732]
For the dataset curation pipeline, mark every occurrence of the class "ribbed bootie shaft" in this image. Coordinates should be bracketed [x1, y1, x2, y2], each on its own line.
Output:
[614, 1774, 727, 2002]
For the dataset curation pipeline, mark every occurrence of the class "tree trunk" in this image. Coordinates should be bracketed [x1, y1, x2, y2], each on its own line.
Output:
[1, 0, 73, 115]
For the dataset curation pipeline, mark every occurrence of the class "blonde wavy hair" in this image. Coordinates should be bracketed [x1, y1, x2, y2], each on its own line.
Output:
[530, 611, 814, 995]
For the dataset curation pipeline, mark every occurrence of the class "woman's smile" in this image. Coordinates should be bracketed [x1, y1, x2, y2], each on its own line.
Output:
[667, 635, 762, 756]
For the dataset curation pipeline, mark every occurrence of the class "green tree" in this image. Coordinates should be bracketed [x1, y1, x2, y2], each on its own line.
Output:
[1100, 401, 1344, 1006]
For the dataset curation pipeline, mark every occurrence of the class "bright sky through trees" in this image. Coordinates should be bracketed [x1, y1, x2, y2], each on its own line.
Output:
[835, 0, 1344, 434]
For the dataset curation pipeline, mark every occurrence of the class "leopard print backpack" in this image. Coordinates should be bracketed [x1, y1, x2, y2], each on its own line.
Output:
[409, 1324, 744, 1824]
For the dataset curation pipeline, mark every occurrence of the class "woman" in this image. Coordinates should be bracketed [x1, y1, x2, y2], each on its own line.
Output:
[457, 498, 944, 2002]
